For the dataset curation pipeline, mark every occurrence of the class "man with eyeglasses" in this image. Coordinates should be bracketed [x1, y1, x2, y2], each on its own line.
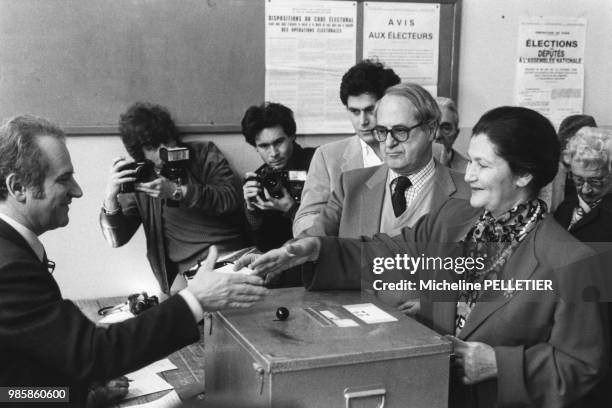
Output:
[434, 97, 468, 173]
[301, 83, 469, 239]
[555, 126, 612, 241]
[297, 83, 469, 313]
[292, 60, 400, 236]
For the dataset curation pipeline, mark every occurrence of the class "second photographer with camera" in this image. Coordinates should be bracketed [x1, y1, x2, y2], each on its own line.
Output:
[101, 102, 247, 294]
[241, 102, 315, 286]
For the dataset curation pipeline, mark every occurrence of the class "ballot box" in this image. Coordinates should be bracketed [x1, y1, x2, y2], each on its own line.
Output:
[203, 288, 451, 408]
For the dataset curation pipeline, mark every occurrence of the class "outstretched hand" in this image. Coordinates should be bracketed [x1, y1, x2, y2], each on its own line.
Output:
[234, 238, 321, 284]
[188, 246, 268, 310]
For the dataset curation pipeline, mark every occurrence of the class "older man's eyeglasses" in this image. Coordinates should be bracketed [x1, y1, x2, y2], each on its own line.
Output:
[373, 122, 423, 143]
[438, 122, 456, 135]
[570, 173, 609, 189]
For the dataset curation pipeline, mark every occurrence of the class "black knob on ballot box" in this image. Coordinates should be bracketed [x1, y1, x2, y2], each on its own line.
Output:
[275, 307, 289, 321]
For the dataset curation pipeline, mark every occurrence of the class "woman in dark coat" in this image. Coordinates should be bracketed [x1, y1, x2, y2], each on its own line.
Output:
[241, 106, 609, 408]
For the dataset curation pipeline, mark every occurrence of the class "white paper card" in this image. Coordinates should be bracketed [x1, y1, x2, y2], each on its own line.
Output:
[334, 319, 360, 327]
[123, 360, 177, 400]
[343, 303, 398, 324]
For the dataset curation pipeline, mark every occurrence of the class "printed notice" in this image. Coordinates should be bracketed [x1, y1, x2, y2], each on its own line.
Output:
[514, 17, 587, 127]
[343, 303, 398, 324]
[265, 0, 357, 133]
[363, 2, 440, 95]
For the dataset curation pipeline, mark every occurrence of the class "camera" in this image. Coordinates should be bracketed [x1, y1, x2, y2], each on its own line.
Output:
[159, 146, 190, 180]
[159, 146, 190, 207]
[245, 165, 307, 203]
[128, 292, 159, 315]
[119, 161, 156, 193]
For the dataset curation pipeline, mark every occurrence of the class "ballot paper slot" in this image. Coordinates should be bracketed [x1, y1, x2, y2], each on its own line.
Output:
[304, 307, 334, 327]
[303, 307, 361, 328]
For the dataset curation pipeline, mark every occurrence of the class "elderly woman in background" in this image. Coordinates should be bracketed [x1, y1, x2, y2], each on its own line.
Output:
[239, 106, 608, 407]
[549, 114, 598, 210]
[554, 127, 612, 241]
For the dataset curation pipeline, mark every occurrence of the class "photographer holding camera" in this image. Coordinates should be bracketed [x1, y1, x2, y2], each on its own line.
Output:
[241, 102, 315, 285]
[101, 102, 247, 294]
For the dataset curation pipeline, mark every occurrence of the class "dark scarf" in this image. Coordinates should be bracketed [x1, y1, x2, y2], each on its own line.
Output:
[455, 198, 546, 334]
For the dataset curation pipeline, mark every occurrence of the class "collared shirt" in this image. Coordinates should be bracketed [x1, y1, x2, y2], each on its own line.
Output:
[0, 212, 45, 262]
[359, 137, 383, 168]
[388, 157, 436, 208]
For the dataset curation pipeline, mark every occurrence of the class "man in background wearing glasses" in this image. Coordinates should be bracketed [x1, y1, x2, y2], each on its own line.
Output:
[554, 126, 612, 241]
[434, 97, 469, 173]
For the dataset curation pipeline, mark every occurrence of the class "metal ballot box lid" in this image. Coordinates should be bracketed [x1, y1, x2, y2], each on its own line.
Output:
[210, 288, 450, 373]
[204, 288, 451, 408]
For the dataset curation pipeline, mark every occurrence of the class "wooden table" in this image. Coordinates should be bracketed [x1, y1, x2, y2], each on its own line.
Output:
[75, 297, 206, 407]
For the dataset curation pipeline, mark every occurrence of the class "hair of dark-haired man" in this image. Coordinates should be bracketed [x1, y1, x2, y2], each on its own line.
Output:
[241, 102, 297, 146]
[0, 115, 65, 200]
[118, 102, 180, 162]
[339, 59, 401, 106]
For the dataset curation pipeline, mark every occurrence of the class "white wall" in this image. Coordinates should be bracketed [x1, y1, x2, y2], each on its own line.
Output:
[453, 0, 612, 154]
[48, 0, 612, 298]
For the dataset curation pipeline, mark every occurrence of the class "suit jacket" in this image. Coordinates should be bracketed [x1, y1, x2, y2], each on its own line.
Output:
[0, 218, 199, 407]
[293, 135, 365, 236]
[434, 144, 469, 173]
[554, 193, 612, 243]
[448, 148, 469, 173]
[302, 160, 470, 238]
[306, 199, 608, 408]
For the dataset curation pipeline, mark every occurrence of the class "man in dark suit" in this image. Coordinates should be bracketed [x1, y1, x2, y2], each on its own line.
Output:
[0, 115, 268, 407]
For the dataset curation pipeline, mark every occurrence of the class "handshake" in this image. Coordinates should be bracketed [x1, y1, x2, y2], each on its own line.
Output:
[187, 238, 322, 311]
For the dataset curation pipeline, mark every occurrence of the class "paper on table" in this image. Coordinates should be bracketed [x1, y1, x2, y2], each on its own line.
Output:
[137, 359, 177, 374]
[343, 303, 398, 324]
[115, 390, 182, 408]
[123, 359, 177, 400]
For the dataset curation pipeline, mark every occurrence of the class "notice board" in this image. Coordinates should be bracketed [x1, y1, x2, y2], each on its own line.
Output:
[0, 0, 460, 134]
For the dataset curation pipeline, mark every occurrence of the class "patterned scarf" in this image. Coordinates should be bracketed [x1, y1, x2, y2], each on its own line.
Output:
[455, 198, 546, 335]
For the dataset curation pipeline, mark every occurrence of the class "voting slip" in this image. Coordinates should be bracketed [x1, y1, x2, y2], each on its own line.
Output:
[343, 303, 399, 324]
[123, 359, 178, 400]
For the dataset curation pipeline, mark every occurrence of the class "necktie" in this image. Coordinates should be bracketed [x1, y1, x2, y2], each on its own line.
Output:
[391, 176, 411, 217]
[42, 251, 55, 274]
